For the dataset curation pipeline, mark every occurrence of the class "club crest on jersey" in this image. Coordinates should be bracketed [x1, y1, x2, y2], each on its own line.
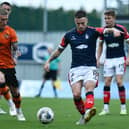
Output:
[85, 34, 89, 39]
[4, 33, 9, 39]
[71, 35, 76, 40]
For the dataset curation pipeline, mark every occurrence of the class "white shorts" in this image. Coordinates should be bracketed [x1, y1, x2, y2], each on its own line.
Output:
[104, 57, 126, 77]
[68, 66, 99, 86]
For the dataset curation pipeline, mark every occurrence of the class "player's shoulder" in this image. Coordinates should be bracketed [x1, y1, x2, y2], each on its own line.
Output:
[66, 28, 76, 35]
[87, 26, 103, 34]
[64, 28, 76, 38]
[5, 25, 16, 32]
[87, 26, 96, 31]
[115, 24, 127, 31]
[116, 24, 125, 28]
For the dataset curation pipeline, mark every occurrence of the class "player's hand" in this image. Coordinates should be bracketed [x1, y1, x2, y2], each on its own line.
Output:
[13, 58, 17, 65]
[16, 50, 21, 57]
[103, 28, 123, 37]
[13, 50, 21, 65]
[44, 61, 50, 72]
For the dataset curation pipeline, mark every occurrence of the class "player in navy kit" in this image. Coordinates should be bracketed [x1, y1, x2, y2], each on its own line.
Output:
[97, 10, 129, 116]
[44, 10, 118, 125]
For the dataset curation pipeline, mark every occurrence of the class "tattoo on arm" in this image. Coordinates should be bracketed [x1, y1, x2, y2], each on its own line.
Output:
[11, 42, 18, 59]
[49, 48, 64, 62]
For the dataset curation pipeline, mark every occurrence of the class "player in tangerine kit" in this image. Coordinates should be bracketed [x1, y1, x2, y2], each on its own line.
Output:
[0, 1, 17, 116]
[0, 8, 25, 121]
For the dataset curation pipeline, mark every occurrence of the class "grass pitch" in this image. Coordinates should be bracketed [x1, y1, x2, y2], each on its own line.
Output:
[0, 98, 129, 129]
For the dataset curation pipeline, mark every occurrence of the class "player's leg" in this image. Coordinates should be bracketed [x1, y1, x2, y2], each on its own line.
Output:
[71, 81, 85, 125]
[0, 71, 11, 114]
[0, 71, 7, 114]
[99, 61, 114, 116]
[1, 85, 16, 116]
[116, 62, 127, 115]
[116, 75, 127, 115]
[83, 68, 99, 123]
[0, 92, 6, 114]
[0, 70, 16, 116]
[0, 95, 7, 114]
[99, 76, 112, 116]
[6, 68, 26, 121]
[68, 67, 85, 125]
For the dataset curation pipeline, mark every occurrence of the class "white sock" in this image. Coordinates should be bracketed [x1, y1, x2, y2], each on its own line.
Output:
[121, 104, 126, 110]
[8, 99, 14, 107]
[104, 104, 109, 111]
[16, 108, 22, 113]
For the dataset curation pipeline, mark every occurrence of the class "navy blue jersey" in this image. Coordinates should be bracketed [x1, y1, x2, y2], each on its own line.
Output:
[100, 24, 129, 59]
[59, 27, 101, 68]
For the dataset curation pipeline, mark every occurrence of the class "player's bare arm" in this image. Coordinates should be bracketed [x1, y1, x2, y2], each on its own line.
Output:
[44, 47, 64, 72]
[104, 28, 123, 37]
[97, 40, 103, 67]
[11, 42, 21, 64]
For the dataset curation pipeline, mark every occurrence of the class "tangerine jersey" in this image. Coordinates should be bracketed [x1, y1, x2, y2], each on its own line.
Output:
[0, 25, 18, 68]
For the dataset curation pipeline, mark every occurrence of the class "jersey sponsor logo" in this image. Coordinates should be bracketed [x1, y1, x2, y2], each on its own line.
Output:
[108, 43, 119, 48]
[76, 44, 88, 49]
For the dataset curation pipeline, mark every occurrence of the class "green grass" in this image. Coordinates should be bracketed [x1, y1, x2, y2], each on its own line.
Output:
[0, 98, 129, 129]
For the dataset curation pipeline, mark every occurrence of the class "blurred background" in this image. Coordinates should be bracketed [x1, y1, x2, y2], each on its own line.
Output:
[1, 0, 129, 98]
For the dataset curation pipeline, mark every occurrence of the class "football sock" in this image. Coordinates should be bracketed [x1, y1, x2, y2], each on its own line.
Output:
[103, 104, 109, 111]
[12, 93, 21, 108]
[118, 86, 126, 104]
[104, 86, 110, 104]
[121, 104, 126, 110]
[85, 91, 94, 109]
[73, 97, 85, 115]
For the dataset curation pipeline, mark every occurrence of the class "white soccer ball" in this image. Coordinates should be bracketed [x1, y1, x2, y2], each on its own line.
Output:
[37, 107, 54, 124]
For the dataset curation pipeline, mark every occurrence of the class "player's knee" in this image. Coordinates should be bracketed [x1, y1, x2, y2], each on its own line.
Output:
[73, 92, 81, 99]
[105, 80, 112, 86]
[117, 81, 123, 86]
[11, 91, 20, 97]
[116, 78, 123, 86]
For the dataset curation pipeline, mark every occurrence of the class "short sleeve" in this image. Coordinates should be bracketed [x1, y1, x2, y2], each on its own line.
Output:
[10, 28, 18, 43]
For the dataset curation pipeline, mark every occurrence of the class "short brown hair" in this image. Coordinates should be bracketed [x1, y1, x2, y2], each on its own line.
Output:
[104, 10, 116, 17]
[75, 10, 87, 18]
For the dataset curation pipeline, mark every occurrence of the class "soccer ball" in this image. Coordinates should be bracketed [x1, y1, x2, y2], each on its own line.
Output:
[37, 107, 54, 124]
